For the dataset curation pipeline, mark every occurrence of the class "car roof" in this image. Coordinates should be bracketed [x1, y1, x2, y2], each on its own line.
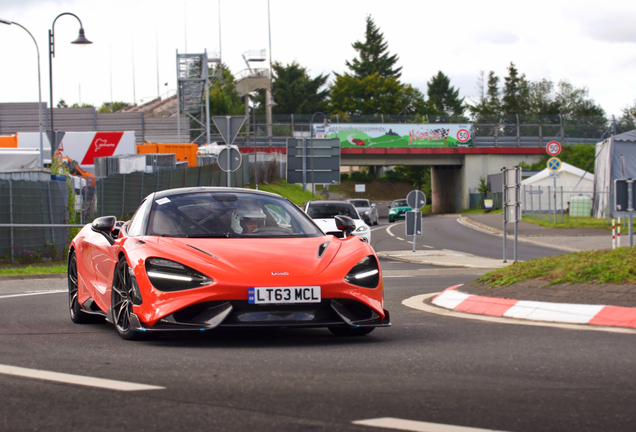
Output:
[152, 187, 284, 201]
[307, 200, 355, 206]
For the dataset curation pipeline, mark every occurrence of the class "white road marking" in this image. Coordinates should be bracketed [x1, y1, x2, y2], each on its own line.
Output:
[353, 417, 508, 432]
[0, 364, 165, 391]
[396, 237, 404, 241]
[423, 245, 434, 249]
[0, 290, 66, 300]
[403, 293, 636, 334]
[385, 223, 397, 237]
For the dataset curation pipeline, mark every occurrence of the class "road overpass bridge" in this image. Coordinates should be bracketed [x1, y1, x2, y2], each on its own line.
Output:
[339, 146, 546, 213]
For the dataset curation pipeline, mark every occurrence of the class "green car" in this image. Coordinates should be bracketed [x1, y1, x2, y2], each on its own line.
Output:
[388, 199, 413, 223]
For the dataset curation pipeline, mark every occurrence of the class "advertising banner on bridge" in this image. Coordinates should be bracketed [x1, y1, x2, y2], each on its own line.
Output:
[312, 123, 474, 148]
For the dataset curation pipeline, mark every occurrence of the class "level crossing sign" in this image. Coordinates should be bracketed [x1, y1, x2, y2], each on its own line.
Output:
[547, 157, 562, 172]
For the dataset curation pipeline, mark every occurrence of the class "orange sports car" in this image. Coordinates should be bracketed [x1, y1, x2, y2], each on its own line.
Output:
[68, 187, 390, 340]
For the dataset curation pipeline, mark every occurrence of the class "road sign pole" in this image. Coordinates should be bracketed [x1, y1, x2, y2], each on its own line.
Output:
[302, 138, 307, 192]
[502, 167, 507, 263]
[553, 175, 557, 225]
[226, 116, 231, 187]
[628, 181, 634, 247]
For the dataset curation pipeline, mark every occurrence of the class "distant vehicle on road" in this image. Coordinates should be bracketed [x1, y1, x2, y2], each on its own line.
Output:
[347, 199, 379, 225]
[352, 139, 366, 146]
[388, 199, 413, 223]
[304, 201, 371, 242]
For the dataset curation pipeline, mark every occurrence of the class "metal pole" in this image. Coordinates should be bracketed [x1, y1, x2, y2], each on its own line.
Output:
[121, 173, 126, 218]
[47, 181, 55, 243]
[538, 186, 542, 221]
[301, 138, 307, 193]
[502, 168, 507, 263]
[253, 105, 258, 189]
[514, 167, 519, 261]
[561, 186, 564, 223]
[226, 116, 231, 187]
[548, 185, 551, 221]
[530, 185, 534, 220]
[9, 180, 14, 264]
[205, 50, 211, 147]
[628, 181, 634, 247]
[553, 176, 557, 225]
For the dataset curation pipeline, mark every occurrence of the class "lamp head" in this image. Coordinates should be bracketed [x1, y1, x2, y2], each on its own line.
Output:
[0, 18, 12, 25]
[71, 28, 92, 45]
[266, 95, 277, 107]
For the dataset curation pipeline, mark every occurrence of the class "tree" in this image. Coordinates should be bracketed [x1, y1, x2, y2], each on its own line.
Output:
[393, 166, 431, 197]
[345, 15, 402, 79]
[98, 102, 131, 113]
[518, 144, 596, 173]
[257, 61, 329, 114]
[426, 71, 465, 117]
[70, 103, 95, 108]
[57, 99, 68, 108]
[327, 73, 430, 116]
[469, 71, 502, 120]
[207, 66, 245, 116]
[502, 62, 530, 115]
[617, 100, 636, 132]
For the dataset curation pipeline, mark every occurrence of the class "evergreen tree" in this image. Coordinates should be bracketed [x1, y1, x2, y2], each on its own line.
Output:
[502, 62, 530, 115]
[328, 73, 429, 116]
[426, 71, 465, 117]
[207, 65, 245, 116]
[258, 61, 329, 115]
[345, 15, 402, 79]
[469, 71, 501, 120]
[97, 101, 131, 113]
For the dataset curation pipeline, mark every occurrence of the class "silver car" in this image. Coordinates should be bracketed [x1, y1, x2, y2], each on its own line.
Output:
[347, 199, 379, 226]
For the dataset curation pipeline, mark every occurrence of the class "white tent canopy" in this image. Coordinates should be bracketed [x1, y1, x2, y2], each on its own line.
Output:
[522, 161, 594, 213]
[593, 129, 636, 218]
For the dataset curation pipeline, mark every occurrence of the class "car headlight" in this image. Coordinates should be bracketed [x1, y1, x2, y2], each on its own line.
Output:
[355, 225, 368, 232]
[145, 257, 213, 291]
[389, 209, 397, 214]
[344, 255, 380, 288]
[363, 210, 370, 215]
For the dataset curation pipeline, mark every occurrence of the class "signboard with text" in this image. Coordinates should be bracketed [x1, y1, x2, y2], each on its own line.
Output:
[312, 123, 474, 148]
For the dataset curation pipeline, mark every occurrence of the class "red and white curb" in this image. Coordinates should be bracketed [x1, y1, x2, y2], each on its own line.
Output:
[432, 285, 636, 328]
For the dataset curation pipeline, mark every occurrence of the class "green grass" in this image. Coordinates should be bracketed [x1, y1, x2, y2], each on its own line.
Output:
[521, 215, 611, 230]
[245, 180, 316, 206]
[0, 265, 66, 276]
[459, 208, 503, 215]
[477, 247, 636, 288]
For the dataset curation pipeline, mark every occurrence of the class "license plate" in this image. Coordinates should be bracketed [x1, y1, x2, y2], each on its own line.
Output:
[248, 286, 321, 304]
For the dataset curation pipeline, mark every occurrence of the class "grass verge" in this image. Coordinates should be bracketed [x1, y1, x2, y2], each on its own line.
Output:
[0, 265, 67, 276]
[477, 247, 636, 288]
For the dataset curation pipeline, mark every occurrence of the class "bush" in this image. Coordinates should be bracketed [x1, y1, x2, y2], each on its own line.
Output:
[350, 170, 374, 182]
[383, 169, 408, 183]
[340, 173, 350, 181]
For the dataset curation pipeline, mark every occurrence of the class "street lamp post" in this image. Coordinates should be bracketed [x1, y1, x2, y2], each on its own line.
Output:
[309, 112, 329, 200]
[49, 13, 92, 154]
[0, 19, 44, 168]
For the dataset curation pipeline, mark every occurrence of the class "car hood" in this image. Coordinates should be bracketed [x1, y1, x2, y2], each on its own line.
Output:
[391, 206, 412, 211]
[151, 236, 342, 278]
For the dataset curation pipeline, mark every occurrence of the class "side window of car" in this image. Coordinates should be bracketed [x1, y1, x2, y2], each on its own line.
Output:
[127, 198, 152, 236]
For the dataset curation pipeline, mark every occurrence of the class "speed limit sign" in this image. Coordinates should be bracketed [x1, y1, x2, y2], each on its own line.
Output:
[546, 141, 562, 156]
[457, 129, 470, 143]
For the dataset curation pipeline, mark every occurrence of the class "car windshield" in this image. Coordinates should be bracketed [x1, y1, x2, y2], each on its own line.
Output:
[392, 200, 408, 208]
[146, 192, 322, 238]
[349, 200, 370, 208]
[306, 203, 360, 219]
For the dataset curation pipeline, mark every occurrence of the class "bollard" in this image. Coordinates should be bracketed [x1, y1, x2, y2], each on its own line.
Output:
[612, 219, 616, 249]
[618, 218, 621, 248]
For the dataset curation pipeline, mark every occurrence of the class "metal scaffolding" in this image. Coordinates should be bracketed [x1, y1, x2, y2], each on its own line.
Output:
[176, 49, 223, 144]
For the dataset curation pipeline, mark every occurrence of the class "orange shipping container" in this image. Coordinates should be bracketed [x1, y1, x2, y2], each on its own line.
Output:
[136, 143, 198, 167]
[0, 135, 19, 148]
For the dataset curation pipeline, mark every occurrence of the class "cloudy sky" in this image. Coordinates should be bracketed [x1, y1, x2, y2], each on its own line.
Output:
[2, 0, 635, 116]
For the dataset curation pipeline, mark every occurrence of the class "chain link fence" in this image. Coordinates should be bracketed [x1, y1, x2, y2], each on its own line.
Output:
[0, 179, 70, 264]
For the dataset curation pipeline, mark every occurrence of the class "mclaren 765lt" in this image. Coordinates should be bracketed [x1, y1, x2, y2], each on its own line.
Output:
[68, 187, 390, 340]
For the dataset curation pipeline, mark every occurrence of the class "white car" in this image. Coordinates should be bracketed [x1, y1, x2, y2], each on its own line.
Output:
[304, 201, 371, 243]
[347, 199, 379, 226]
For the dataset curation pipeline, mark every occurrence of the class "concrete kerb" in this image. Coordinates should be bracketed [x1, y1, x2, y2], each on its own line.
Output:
[420, 285, 636, 331]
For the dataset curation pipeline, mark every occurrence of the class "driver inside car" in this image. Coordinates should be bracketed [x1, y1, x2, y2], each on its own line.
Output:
[231, 208, 267, 234]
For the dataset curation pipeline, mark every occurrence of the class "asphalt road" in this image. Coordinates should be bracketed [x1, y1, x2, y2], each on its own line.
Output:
[1, 218, 635, 432]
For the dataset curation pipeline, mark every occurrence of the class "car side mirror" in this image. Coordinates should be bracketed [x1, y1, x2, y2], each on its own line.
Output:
[387, 205, 391, 209]
[91, 216, 117, 245]
[334, 215, 356, 238]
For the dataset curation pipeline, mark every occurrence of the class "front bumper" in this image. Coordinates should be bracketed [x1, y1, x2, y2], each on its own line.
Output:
[124, 299, 391, 332]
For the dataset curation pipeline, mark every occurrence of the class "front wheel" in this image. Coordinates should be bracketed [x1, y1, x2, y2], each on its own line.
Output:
[328, 326, 375, 337]
[111, 257, 155, 340]
[68, 251, 102, 324]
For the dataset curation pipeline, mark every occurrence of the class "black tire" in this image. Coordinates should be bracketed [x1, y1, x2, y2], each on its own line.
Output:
[328, 326, 375, 337]
[111, 257, 156, 341]
[388, 219, 395, 223]
[68, 251, 102, 324]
